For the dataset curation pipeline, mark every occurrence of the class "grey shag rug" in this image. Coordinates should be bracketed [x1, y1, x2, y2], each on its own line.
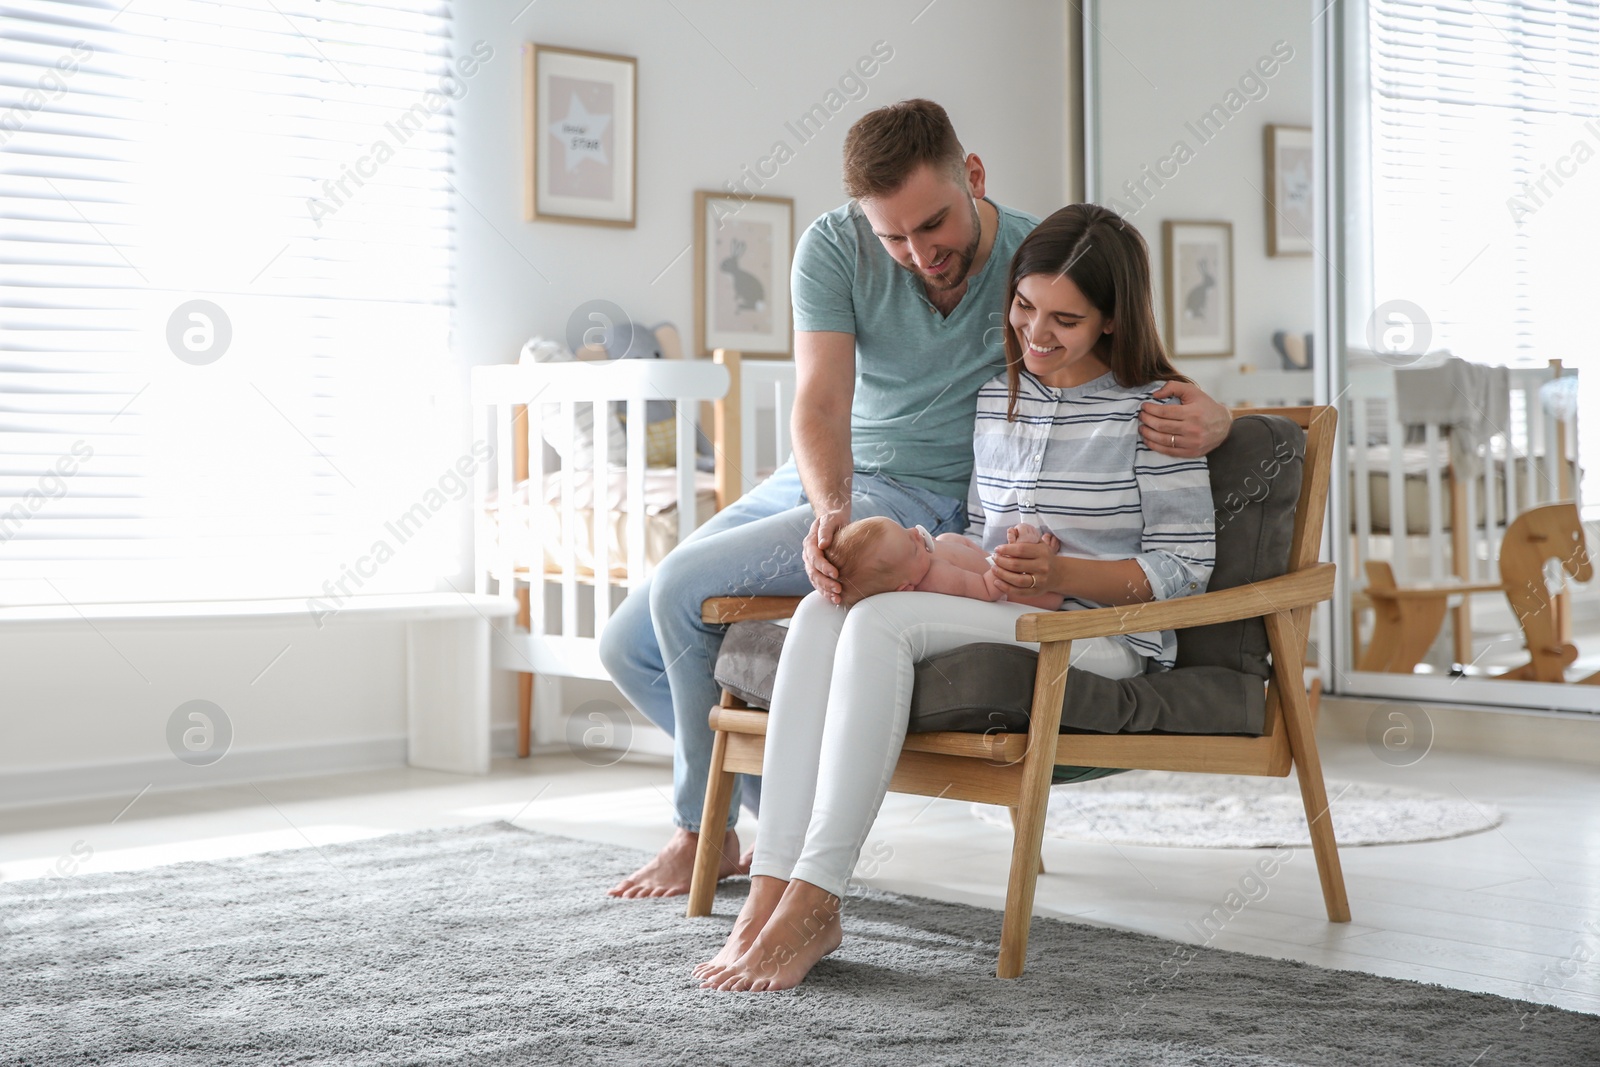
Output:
[971, 772, 1504, 848]
[1, 822, 1594, 1067]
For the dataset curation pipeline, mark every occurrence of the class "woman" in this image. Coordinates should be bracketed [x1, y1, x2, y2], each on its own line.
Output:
[695, 204, 1217, 991]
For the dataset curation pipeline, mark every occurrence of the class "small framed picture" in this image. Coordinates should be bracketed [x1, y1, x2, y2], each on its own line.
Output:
[1162, 220, 1234, 359]
[524, 44, 636, 227]
[1265, 124, 1313, 256]
[694, 192, 795, 357]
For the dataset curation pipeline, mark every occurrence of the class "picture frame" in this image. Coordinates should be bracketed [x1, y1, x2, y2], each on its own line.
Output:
[523, 44, 636, 227]
[694, 191, 795, 358]
[1265, 124, 1313, 256]
[1161, 220, 1234, 359]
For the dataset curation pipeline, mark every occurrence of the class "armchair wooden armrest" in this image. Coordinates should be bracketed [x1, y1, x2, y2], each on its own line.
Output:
[701, 595, 806, 624]
[1013, 563, 1335, 643]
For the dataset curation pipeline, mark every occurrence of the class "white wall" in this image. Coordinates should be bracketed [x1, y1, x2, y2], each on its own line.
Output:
[449, 0, 1069, 735]
[450, 0, 1068, 370]
[0, 1, 1069, 804]
[1091, 0, 1314, 382]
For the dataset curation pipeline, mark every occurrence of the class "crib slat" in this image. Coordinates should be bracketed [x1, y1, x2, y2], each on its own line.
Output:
[774, 377, 791, 473]
[1352, 400, 1371, 578]
[1386, 403, 1408, 583]
[528, 398, 546, 637]
[625, 397, 646, 595]
[741, 384, 759, 497]
[592, 399, 611, 632]
[1482, 431, 1499, 579]
[1505, 389, 1521, 522]
[1528, 393, 1549, 504]
[561, 400, 578, 639]
[1424, 423, 1444, 582]
[677, 403, 697, 547]
[1462, 470, 1478, 583]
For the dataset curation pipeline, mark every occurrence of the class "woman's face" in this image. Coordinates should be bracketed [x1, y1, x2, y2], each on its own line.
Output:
[1009, 272, 1113, 388]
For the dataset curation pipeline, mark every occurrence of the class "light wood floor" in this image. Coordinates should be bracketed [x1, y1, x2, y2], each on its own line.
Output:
[3, 730, 1597, 1017]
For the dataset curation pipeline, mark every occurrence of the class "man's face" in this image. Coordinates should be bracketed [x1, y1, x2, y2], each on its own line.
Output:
[858, 161, 983, 291]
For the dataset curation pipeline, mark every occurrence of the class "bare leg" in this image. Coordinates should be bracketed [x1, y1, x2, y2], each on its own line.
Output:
[701, 879, 843, 992]
[607, 827, 745, 899]
[692, 873, 787, 978]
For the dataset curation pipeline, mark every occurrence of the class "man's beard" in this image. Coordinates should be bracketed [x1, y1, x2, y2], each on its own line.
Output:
[902, 199, 982, 291]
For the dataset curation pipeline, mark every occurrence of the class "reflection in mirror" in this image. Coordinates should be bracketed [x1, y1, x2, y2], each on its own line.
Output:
[1340, 0, 1596, 694]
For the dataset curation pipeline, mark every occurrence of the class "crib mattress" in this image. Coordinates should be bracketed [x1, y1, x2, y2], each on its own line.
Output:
[485, 467, 717, 580]
[1352, 443, 1579, 535]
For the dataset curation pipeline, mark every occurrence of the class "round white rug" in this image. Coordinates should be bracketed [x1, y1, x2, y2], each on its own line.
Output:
[972, 771, 1503, 848]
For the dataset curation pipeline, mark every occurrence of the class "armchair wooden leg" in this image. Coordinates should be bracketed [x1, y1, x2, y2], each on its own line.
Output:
[1007, 807, 1046, 875]
[1267, 610, 1351, 923]
[998, 640, 1072, 979]
[687, 728, 737, 918]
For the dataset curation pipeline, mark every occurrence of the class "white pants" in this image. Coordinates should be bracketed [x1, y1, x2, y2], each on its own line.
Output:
[749, 591, 1146, 898]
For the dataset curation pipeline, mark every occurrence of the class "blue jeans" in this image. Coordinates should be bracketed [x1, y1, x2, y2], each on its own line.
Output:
[597, 459, 968, 831]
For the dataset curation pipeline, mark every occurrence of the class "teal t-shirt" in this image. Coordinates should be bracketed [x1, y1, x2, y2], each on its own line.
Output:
[790, 197, 1040, 501]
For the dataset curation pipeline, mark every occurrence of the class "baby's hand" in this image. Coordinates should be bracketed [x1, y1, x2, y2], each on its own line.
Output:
[1010, 523, 1062, 553]
[981, 567, 1011, 602]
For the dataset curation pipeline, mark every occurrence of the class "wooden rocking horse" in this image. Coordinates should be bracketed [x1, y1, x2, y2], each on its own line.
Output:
[1361, 502, 1594, 681]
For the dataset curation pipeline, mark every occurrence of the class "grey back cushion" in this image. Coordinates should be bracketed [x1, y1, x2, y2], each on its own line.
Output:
[712, 414, 1305, 745]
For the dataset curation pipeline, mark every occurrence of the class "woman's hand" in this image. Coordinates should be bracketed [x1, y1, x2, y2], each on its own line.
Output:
[990, 538, 1058, 596]
[1139, 380, 1232, 458]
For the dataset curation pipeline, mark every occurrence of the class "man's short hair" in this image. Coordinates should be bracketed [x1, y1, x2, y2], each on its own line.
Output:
[828, 517, 904, 607]
[841, 98, 966, 201]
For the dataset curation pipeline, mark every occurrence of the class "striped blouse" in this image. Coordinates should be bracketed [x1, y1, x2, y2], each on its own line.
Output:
[965, 369, 1216, 669]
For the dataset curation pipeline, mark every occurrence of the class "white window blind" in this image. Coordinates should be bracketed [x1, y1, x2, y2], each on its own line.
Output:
[0, 0, 461, 604]
[1367, 0, 1598, 506]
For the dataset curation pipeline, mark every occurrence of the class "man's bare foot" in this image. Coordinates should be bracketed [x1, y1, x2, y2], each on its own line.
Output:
[607, 827, 745, 899]
[693, 874, 786, 979]
[699, 879, 842, 992]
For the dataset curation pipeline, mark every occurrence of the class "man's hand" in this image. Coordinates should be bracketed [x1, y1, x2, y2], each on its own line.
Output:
[1140, 380, 1233, 458]
[804, 510, 849, 605]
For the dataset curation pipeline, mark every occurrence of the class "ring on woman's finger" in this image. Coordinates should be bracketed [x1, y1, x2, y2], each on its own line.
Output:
[1027, 573, 1037, 589]
[1170, 433, 1176, 448]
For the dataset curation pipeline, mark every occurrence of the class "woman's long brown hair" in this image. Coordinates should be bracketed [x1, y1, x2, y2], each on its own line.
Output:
[1002, 204, 1189, 418]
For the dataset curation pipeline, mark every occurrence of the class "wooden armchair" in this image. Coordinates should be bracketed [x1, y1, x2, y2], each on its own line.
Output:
[686, 407, 1346, 978]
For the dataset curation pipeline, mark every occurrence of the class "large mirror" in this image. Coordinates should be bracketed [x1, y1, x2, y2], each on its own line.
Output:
[1088, 0, 1597, 712]
[1328, 0, 1597, 710]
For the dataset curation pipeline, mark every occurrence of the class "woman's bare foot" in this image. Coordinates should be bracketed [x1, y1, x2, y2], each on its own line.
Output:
[607, 827, 746, 898]
[693, 874, 787, 978]
[699, 879, 842, 992]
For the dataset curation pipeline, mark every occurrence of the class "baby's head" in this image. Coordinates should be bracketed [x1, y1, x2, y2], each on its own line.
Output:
[828, 516, 934, 607]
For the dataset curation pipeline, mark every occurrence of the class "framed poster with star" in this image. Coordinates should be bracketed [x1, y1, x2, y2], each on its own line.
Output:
[524, 44, 636, 226]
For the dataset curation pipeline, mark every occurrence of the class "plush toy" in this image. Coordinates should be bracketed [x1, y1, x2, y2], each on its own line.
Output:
[520, 320, 712, 471]
[1272, 329, 1313, 371]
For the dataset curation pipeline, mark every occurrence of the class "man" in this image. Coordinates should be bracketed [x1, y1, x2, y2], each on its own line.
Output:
[598, 99, 1232, 898]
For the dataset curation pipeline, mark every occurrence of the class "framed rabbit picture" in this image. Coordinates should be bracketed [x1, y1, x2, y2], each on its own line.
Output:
[694, 191, 795, 357]
[1161, 219, 1234, 359]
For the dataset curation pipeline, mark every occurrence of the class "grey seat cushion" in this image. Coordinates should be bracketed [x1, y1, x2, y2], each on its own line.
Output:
[716, 623, 1264, 735]
[710, 414, 1306, 753]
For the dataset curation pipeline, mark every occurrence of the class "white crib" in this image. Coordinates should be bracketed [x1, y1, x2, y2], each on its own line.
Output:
[1343, 359, 1580, 668]
[472, 349, 796, 757]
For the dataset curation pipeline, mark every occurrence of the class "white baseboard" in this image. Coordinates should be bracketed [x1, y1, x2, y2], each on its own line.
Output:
[1320, 696, 1600, 766]
[490, 723, 674, 761]
[0, 736, 409, 811]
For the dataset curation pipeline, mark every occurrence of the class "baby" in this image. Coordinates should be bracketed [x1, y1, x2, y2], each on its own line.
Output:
[828, 516, 1064, 609]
